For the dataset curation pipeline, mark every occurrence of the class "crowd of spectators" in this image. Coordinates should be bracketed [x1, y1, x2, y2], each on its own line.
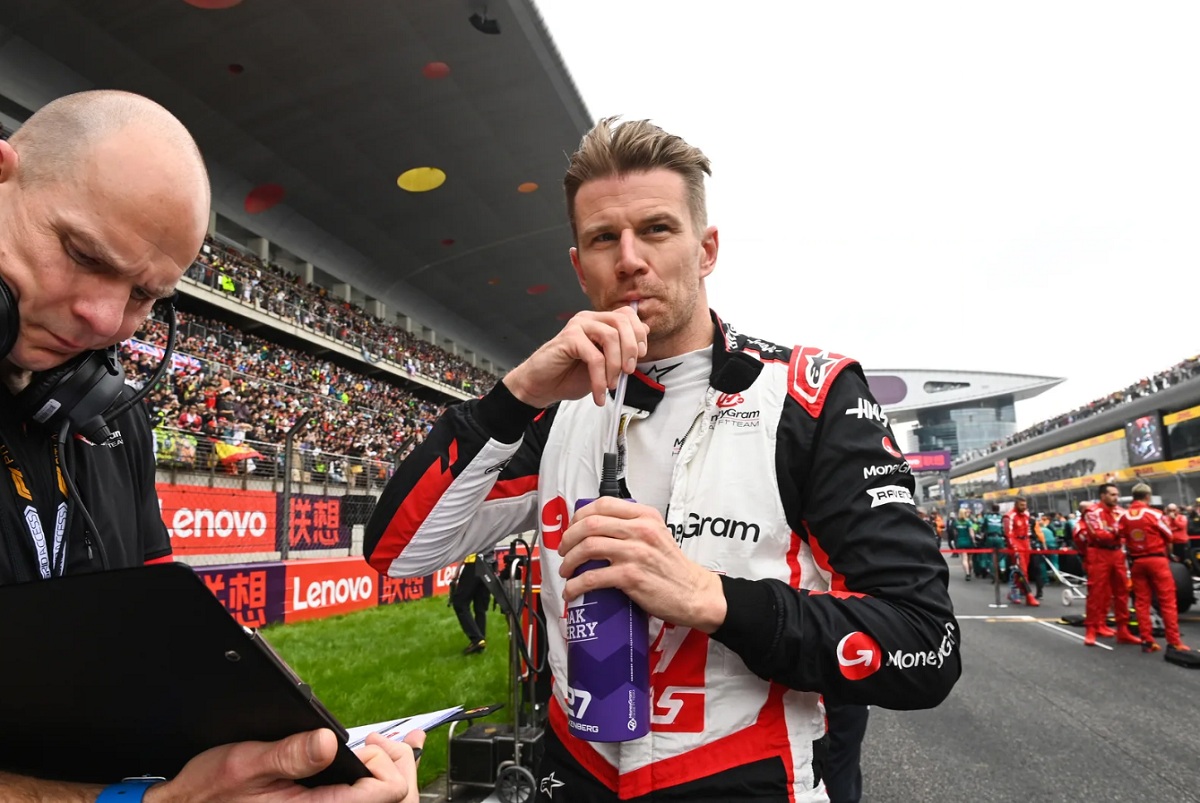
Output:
[954, 356, 1200, 466]
[186, 236, 497, 394]
[126, 309, 450, 483]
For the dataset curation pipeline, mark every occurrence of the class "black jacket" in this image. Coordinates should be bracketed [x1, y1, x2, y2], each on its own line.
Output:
[0, 388, 170, 585]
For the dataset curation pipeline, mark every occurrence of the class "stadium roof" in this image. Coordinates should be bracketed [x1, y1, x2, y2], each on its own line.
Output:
[0, 0, 593, 368]
[864, 369, 1064, 424]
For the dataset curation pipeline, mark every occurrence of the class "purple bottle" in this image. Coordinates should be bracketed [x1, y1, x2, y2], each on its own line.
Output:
[566, 471, 650, 742]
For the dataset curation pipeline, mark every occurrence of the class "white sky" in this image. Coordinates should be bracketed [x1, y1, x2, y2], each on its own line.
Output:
[534, 0, 1200, 430]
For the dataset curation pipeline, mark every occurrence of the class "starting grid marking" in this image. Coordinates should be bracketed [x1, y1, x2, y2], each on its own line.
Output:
[957, 614, 1118, 650]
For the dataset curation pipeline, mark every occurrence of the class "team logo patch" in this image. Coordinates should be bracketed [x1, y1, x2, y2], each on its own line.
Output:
[787, 346, 854, 417]
[540, 772, 565, 797]
[540, 496, 569, 549]
[837, 631, 882, 681]
[642, 361, 682, 384]
[716, 392, 744, 409]
[867, 485, 915, 507]
[882, 436, 903, 459]
[845, 398, 889, 428]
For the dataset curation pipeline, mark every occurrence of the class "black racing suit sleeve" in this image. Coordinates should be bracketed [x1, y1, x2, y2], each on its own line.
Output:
[711, 367, 960, 709]
[363, 380, 553, 577]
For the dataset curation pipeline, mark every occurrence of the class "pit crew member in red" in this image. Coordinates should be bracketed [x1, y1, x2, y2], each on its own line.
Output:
[1080, 483, 1138, 647]
[365, 117, 960, 802]
[1002, 498, 1040, 606]
[1164, 503, 1190, 565]
[1116, 484, 1190, 653]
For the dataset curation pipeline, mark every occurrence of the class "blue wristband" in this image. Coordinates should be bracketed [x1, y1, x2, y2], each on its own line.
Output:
[97, 777, 165, 802]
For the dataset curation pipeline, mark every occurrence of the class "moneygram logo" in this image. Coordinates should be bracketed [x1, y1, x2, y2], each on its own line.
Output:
[837, 631, 882, 680]
[886, 621, 957, 671]
[540, 496, 569, 549]
[668, 512, 762, 544]
[863, 462, 911, 480]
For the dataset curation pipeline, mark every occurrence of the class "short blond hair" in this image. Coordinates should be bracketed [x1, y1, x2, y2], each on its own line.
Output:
[564, 117, 711, 242]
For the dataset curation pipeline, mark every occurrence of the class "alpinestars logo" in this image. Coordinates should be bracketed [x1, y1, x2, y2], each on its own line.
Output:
[837, 631, 883, 680]
[540, 772, 565, 797]
[845, 397, 888, 428]
[867, 485, 915, 507]
[643, 361, 682, 383]
[805, 350, 837, 388]
[484, 458, 512, 474]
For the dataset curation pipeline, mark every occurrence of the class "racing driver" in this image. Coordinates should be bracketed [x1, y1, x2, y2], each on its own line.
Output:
[365, 117, 960, 802]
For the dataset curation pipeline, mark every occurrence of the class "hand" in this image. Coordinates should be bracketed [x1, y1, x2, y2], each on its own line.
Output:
[145, 728, 424, 803]
[557, 497, 727, 633]
[503, 307, 648, 408]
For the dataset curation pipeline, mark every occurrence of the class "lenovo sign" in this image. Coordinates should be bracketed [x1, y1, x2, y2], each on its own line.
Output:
[157, 484, 277, 555]
[285, 558, 379, 623]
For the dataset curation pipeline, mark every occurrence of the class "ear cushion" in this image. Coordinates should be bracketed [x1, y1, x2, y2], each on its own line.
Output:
[0, 277, 18, 361]
[15, 353, 92, 423]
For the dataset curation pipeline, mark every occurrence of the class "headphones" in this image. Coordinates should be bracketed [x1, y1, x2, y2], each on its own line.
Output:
[0, 276, 178, 443]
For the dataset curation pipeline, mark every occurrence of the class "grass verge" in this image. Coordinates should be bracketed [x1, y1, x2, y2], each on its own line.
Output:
[263, 596, 511, 787]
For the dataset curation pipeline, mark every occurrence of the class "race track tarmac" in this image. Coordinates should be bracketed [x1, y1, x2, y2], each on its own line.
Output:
[861, 557, 1200, 802]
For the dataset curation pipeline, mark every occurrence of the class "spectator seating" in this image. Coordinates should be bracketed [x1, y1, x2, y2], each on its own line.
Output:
[954, 356, 1200, 466]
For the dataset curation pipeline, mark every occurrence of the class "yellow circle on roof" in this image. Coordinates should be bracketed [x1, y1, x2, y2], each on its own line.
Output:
[397, 167, 446, 192]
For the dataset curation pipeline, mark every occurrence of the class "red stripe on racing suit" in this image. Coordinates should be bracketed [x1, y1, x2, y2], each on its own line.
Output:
[364, 313, 960, 800]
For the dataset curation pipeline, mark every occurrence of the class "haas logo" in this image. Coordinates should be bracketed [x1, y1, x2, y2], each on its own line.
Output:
[836, 631, 883, 681]
[540, 496, 569, 550]
[716, 393, 744, 409]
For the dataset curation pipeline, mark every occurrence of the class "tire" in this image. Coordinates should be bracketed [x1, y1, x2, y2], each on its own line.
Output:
[495, 764, 536, 803]
[1170, 560, 1196, 614]
[1062, 589, 1072, 607]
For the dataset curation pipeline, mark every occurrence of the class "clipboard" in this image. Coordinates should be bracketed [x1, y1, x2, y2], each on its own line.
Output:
[0, 562, 370, 787]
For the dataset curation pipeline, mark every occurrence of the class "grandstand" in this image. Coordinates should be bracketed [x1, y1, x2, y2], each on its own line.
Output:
[0, 0, 594, 596]
[949, 360, 1200, 513]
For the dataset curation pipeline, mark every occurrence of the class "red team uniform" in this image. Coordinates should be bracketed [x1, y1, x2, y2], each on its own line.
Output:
[1079, 503, 1137, 645]
[1002, 508, 1039, 606]
[1116, 502, 1188, 652]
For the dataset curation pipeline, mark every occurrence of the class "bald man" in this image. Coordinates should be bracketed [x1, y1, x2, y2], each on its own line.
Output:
[0, 91, 422, 803]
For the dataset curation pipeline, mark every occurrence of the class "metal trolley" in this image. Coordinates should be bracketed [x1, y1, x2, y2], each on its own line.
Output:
[446, 544, 546, 803]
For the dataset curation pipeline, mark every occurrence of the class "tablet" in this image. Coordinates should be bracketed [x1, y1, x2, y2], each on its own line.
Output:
[0, 562, 370, 787]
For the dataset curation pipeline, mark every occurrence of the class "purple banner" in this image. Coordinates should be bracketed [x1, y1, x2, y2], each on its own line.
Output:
[281, 494, 350, 550]
[197, 562, 286, 628]
[904, 450, 953, 472]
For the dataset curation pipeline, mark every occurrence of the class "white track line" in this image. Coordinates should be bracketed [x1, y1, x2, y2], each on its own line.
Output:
[1037, 620, 1113, 650]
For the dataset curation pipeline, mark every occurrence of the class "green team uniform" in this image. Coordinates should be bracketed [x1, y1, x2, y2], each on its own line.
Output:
[979, 512, 1007, 574]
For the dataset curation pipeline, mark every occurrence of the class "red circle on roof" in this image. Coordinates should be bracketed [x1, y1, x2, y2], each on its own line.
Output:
[422, 61, 451, 79]
[244, 183, 285, 214]
[487, 278, 502, 286]
[517, 182, 539, 193]
[184, 0, 243, 8]
[227, 63, 245, 75]
[441, 238, 456, 246]
[526, 284, 550, 295]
